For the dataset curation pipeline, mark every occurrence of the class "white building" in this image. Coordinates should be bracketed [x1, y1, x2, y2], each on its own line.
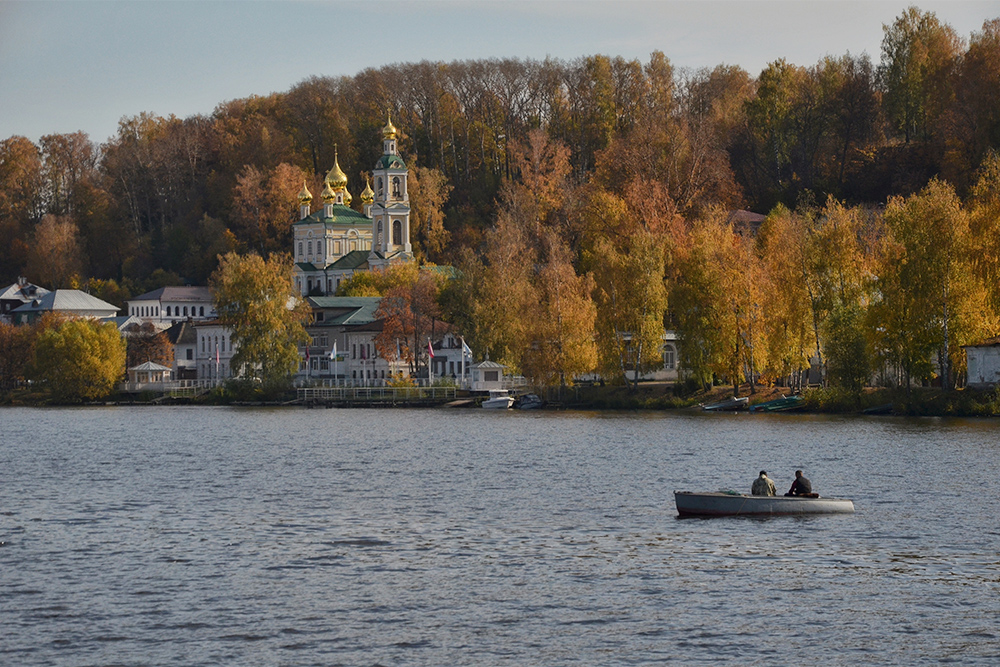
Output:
[10, 289, 119, 324]
[964, 337, 1000, 388]
[1, 278, 49, 324]
[194, 321, 236, 382]
[293, 115, 413, 296]
[126, 286, 215, 326]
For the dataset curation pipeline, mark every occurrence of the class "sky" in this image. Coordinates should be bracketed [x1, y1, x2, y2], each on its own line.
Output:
[2, 0, 999, 145]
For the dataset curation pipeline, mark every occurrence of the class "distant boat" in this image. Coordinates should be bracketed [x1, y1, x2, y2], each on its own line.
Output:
[863, 403, 894, 415]
[749, 395, 804, 412]
[702, 396, 749, 411]
[481, 389, 515, 409]
[515, 393, 544, 410]
[674, 491, 855, 517]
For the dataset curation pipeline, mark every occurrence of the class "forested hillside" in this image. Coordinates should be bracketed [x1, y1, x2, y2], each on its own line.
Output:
[2, 8, 1000, 389]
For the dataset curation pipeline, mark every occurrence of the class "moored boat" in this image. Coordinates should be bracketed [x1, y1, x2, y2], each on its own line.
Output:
[516, 393, 544, 410]
[749, 395, 804, 412]
[702, 396, 749, 411]
[674, 491, 855, 517]
[481, 389, 515, 409]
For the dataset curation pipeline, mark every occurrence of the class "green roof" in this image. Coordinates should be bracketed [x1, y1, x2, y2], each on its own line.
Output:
[307, 296, 382, 325]
[296, 250, 369, 273]
[375, 154, 407, 170]
[293, 204, 371, 227]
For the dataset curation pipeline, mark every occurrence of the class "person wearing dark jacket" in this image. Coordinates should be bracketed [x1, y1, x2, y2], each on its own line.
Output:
[785, 470, 812, 496]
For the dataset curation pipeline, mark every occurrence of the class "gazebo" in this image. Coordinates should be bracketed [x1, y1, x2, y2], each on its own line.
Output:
[127, 361, 173, 389]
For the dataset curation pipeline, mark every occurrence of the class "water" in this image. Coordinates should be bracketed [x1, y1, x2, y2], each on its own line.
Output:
[2, 406, 999, 665]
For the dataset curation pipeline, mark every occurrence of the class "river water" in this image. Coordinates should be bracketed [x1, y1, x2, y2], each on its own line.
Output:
[1, 406, 999, 666]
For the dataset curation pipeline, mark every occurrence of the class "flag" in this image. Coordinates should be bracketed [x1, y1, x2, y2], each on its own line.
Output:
[215, 343, 219, 365]
[305, 347, 310, 361]
[329, 341, 337, 360]
[427, 339, 435, 358]
[462, 340, 473, 359]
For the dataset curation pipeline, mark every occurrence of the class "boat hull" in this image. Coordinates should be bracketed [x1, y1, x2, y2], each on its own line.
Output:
[674, 491, 855, 517]
[482, 397, 515, 409]
[702, 396, 749, 411]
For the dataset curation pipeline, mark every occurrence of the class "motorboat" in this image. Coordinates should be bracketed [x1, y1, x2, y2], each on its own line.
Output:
[749, 395, 804, 412]
[701, 396, 749, 411]
[674, 491, 855, 517]
[481, 389, 515, 409]
[516, 393, 544, 410]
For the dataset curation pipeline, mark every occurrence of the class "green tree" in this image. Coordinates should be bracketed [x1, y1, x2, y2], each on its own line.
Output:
[878, 7, 962, 144]
[823, 302, 871, 394]
[30, 319, 126, 402]
[210, 252, 309, 392]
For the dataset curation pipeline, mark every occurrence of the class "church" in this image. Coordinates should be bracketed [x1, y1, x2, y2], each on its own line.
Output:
[292, 115, 413, 296]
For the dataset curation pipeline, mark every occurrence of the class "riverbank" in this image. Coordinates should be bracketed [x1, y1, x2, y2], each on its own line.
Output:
[4, 383, 1000, 416]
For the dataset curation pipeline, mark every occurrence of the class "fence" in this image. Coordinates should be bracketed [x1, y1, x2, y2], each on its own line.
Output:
[297, 386, 457, 404]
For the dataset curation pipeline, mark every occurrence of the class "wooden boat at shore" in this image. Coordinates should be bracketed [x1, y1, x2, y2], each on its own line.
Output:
[674, 491, 855, 517]
[701, 396, 749, 411]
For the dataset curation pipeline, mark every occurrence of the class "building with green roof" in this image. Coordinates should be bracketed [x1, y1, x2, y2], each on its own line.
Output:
[292, 115, 414, 297]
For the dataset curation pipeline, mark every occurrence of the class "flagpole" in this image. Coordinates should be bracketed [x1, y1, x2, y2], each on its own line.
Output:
[428, 337, 433, 386]
[461, 336, 466, 390]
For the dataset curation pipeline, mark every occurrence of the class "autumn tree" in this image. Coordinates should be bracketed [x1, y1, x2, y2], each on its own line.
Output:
[29, 318, 126, 402]
[25, 214, 85, 288]
[373, 269, 444, 374]
[871, 180, 991, 390]
[231, 162, 306, 257]
[0, 322, 34, 395]
[124, 321, 174, 369]
[210, 252, 309, 392]
[408, 166, 453, 263]
[878, 7, 962, 145]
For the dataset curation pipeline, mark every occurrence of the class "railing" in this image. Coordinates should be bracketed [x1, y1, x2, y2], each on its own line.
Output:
[297, 386, 457, 403]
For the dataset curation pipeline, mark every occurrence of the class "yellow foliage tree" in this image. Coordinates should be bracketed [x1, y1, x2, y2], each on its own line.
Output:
[30, 319, 126, 402]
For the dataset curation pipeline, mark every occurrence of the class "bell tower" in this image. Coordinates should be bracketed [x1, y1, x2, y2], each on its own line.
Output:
[369, 113, 412, 268]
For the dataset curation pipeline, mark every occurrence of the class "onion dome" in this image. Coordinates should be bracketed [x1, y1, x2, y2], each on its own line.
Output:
[298, 181, 313, 204]
[321, 180, 336, 203]
[326, 150, 348, 190]
[360, 177, 374, 204]
[344, 189, 353, 205]
[382, 113, 397, 139]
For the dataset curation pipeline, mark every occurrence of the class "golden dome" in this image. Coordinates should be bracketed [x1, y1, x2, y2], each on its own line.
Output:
[298, 181, 313, 204]
[360, 176, 374, 204]
[321, 180, 336, 203]
[344, 189, 353, 205]
[382, 113, 397, 139]
[326, 150, 348, 190]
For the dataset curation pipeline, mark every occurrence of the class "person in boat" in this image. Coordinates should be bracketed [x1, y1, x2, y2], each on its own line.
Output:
[785, 470, 812, 496]
[751, 470, 776, 496]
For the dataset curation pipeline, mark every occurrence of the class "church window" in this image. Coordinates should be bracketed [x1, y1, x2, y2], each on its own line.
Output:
[298, 242, 303, 257]
[392, 177, 401, 198]
[183, 306, 188, 316]
[376, 177, 383, 198]
[393, 220, 402, 245]
[166, 306, 171, 316]
[377, 221, 383, 246]
[308, 241, 312, 255]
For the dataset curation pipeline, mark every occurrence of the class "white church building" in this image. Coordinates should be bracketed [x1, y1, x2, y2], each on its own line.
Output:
[293, 115, 413, 297]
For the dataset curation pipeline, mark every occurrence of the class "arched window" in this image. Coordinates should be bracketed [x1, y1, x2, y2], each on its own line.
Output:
[376, 177, 383, 199]
[199, 307, 204, 317]
[392, 177, 401, 198]
[166, 306, 172, 316]
[376, 221, 383, 246]
[392, 220, 402, 245]
[183, 306, 188, 316]
[298, 242, 303, 257]
[308, 241, 312, 255]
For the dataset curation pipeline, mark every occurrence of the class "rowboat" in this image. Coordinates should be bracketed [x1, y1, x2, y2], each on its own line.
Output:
[749, 395, 804, 412]
[701, 396, 749, 411]
[674, 491, 855, 517]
